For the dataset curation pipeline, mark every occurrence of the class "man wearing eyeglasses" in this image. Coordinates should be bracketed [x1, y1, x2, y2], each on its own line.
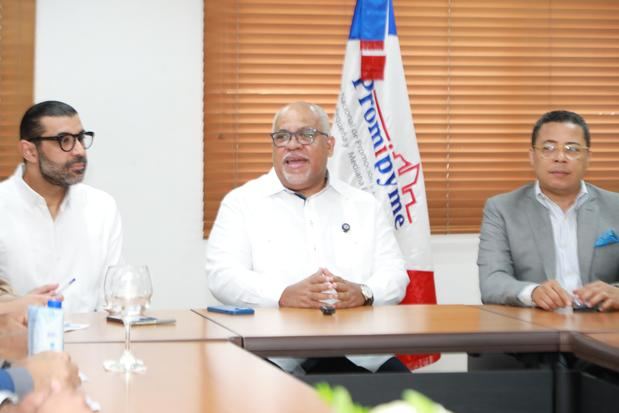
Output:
[478, 110, 619, 312]
[0, 101, 123, 313]
[206, 101, 409, 373]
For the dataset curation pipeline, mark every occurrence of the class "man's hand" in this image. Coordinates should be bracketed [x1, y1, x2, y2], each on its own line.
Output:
[0, 296, 52, 327]
[17, 352, 80, 392]
[279, 270, 337, 308]
[27, 285, 58, 296]
[531, 280, 572, 311]
[574, 281, 619, 312]
[322, 269, 365, 309]
[2, 381, 89, 413]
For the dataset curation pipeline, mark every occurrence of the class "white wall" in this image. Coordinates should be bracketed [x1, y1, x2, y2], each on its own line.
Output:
[35, 0, 207, 309]
[34, 1, 482, 311]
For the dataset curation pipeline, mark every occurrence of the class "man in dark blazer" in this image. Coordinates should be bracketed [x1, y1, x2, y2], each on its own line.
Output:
[478, 110, 619, 311]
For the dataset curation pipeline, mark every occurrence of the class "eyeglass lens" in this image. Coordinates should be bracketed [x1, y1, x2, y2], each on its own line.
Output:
[538, 143, 585, 160]
[59, 133, 94, 151]
[271, 128, 320, 146]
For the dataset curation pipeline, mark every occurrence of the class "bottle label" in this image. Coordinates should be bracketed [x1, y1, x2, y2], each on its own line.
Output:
[28, 305, 64, 355]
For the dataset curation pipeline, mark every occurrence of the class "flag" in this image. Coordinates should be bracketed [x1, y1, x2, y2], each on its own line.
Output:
[329, 0, 439, 369]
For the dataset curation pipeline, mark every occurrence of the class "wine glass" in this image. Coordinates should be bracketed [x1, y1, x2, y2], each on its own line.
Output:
[103, 266, 122, 316]
[103, 264, 152, 373]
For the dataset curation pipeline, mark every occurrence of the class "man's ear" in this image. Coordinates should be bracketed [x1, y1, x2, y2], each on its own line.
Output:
[326, 136, 335, 156]
[19, 140, 38, 163]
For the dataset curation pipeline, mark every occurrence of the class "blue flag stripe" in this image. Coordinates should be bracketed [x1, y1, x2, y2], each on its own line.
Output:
[349, 0, 397, 40]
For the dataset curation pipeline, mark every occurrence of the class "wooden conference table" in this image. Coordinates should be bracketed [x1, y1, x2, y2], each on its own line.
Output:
[193, 304, 560, 357]
[63, 305, 619, 413]
[194, 304, 619, 413]
[65, 310, 239, 345]
[67, 341, 331, 413]
[64, 310, 330, 413]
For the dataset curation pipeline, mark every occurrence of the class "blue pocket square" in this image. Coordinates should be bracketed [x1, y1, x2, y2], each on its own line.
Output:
[595, 229, 619, 247]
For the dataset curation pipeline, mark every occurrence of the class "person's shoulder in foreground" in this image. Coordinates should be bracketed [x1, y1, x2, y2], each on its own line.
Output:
[478, 109, 619, 311]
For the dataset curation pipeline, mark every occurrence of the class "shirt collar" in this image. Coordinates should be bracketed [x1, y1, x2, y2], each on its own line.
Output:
[264, 167, 346, 198]
[13, 163, 74, 209]
[534, 180, 589, 210]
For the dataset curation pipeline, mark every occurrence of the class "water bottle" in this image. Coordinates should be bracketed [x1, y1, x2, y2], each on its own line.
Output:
[28, 299, 64, 355]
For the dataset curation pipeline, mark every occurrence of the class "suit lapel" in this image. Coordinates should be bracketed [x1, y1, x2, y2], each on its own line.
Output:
[525, 189, 555, 281]
[577, 191, 599, 284]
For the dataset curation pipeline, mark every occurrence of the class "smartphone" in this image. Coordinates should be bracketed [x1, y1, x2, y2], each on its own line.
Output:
[106, 315, 177, 325]
[206, 305, 255, 315]
[572, 303, 599, 312]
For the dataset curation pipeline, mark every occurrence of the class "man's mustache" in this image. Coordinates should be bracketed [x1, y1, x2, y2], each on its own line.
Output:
[66, 156, 87, 167]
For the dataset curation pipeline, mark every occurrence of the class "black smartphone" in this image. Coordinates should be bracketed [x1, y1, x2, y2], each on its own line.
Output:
[572, 303, 599, 312]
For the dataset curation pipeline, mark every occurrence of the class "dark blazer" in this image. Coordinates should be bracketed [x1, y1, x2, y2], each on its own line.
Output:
[478, 182, 619, 305]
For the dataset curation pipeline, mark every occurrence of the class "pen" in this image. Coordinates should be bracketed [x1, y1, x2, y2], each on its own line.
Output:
[55, 277, 76, 296]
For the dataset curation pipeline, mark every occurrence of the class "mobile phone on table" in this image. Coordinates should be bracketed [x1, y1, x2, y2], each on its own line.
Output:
[572, 303, 599, 312]
[106, 315, 177, 325]
[206, 305, 255, 315]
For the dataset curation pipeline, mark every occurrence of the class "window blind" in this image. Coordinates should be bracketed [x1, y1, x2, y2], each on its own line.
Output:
[0, 0, 35, 178]
[204, 0, 619, 236]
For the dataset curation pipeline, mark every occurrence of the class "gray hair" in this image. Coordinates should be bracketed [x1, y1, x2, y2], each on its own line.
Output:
[272, 102, 330, 132]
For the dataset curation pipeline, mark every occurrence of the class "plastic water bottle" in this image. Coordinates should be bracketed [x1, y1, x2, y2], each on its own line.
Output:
[28, 300, 64, 355]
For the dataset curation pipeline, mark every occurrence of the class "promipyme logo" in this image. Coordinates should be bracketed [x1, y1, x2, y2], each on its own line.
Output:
[352, 77, 421, 229]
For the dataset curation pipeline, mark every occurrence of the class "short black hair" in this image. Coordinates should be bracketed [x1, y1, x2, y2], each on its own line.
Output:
[19, 100, 78, 140]
[531, 110, 590, 147]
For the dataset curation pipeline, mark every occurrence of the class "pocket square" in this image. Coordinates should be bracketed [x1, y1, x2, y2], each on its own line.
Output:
[594, 228, 619, 248]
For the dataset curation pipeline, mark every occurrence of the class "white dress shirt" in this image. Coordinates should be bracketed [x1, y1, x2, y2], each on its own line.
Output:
[206, 168, 408, 372]
[518, 181, 589, 306]
[0, 165, 123, 313]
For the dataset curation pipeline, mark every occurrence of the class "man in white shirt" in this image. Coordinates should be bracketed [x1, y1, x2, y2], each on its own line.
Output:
[0, 101, 123, 313]
[206, 101, 410, 373]
[478, 110, 619, 311]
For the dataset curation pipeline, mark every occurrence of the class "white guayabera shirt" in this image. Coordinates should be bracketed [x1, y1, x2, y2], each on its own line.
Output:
[206, 168, 409, 372]
[0, 165, 123, 313]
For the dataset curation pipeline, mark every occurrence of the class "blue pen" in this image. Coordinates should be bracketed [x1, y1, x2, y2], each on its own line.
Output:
[55, 277, 76, 296]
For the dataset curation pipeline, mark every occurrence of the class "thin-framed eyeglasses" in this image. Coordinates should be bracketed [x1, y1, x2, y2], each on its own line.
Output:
[270, 127, 328, 147]
[27, 131, 95, 152]
[532, 142, 589, 161]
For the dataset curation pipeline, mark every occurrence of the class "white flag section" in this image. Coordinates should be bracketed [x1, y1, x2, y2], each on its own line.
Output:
[329, 0, 439, 369]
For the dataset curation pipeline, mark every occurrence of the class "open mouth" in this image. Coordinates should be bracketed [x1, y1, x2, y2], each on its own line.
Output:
[283, 155, 309, 169]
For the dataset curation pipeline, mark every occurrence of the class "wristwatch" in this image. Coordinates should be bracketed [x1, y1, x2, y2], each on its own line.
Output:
[360, 284, 374, 306]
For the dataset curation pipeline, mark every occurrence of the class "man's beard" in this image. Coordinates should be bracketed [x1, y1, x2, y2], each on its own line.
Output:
[38, 151, 87, 187]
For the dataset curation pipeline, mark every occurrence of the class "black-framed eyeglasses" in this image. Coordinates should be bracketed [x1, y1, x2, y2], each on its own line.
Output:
[270, 127, 328, 147]
[27, 131, 95, 152]
[532, 142, 589, 161]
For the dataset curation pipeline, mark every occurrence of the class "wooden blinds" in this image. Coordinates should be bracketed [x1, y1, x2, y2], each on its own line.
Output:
[203, 0, 619, 236]
[0, 0, 35, 178]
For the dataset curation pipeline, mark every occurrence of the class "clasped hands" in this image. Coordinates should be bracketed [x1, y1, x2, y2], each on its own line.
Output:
[532, 279, 619, 312]
[278, 268, 365, 309]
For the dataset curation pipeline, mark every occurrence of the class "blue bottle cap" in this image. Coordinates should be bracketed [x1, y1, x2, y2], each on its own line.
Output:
[47, 299, 62, 309]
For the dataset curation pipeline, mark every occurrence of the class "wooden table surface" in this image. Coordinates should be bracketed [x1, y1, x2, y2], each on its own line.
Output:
[67, 341, 330, 413]
[566, 333, 619, 372]
[65, 310, 239, 345]
[480, 304, 619, 333]
[193, 304, 559, 356]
